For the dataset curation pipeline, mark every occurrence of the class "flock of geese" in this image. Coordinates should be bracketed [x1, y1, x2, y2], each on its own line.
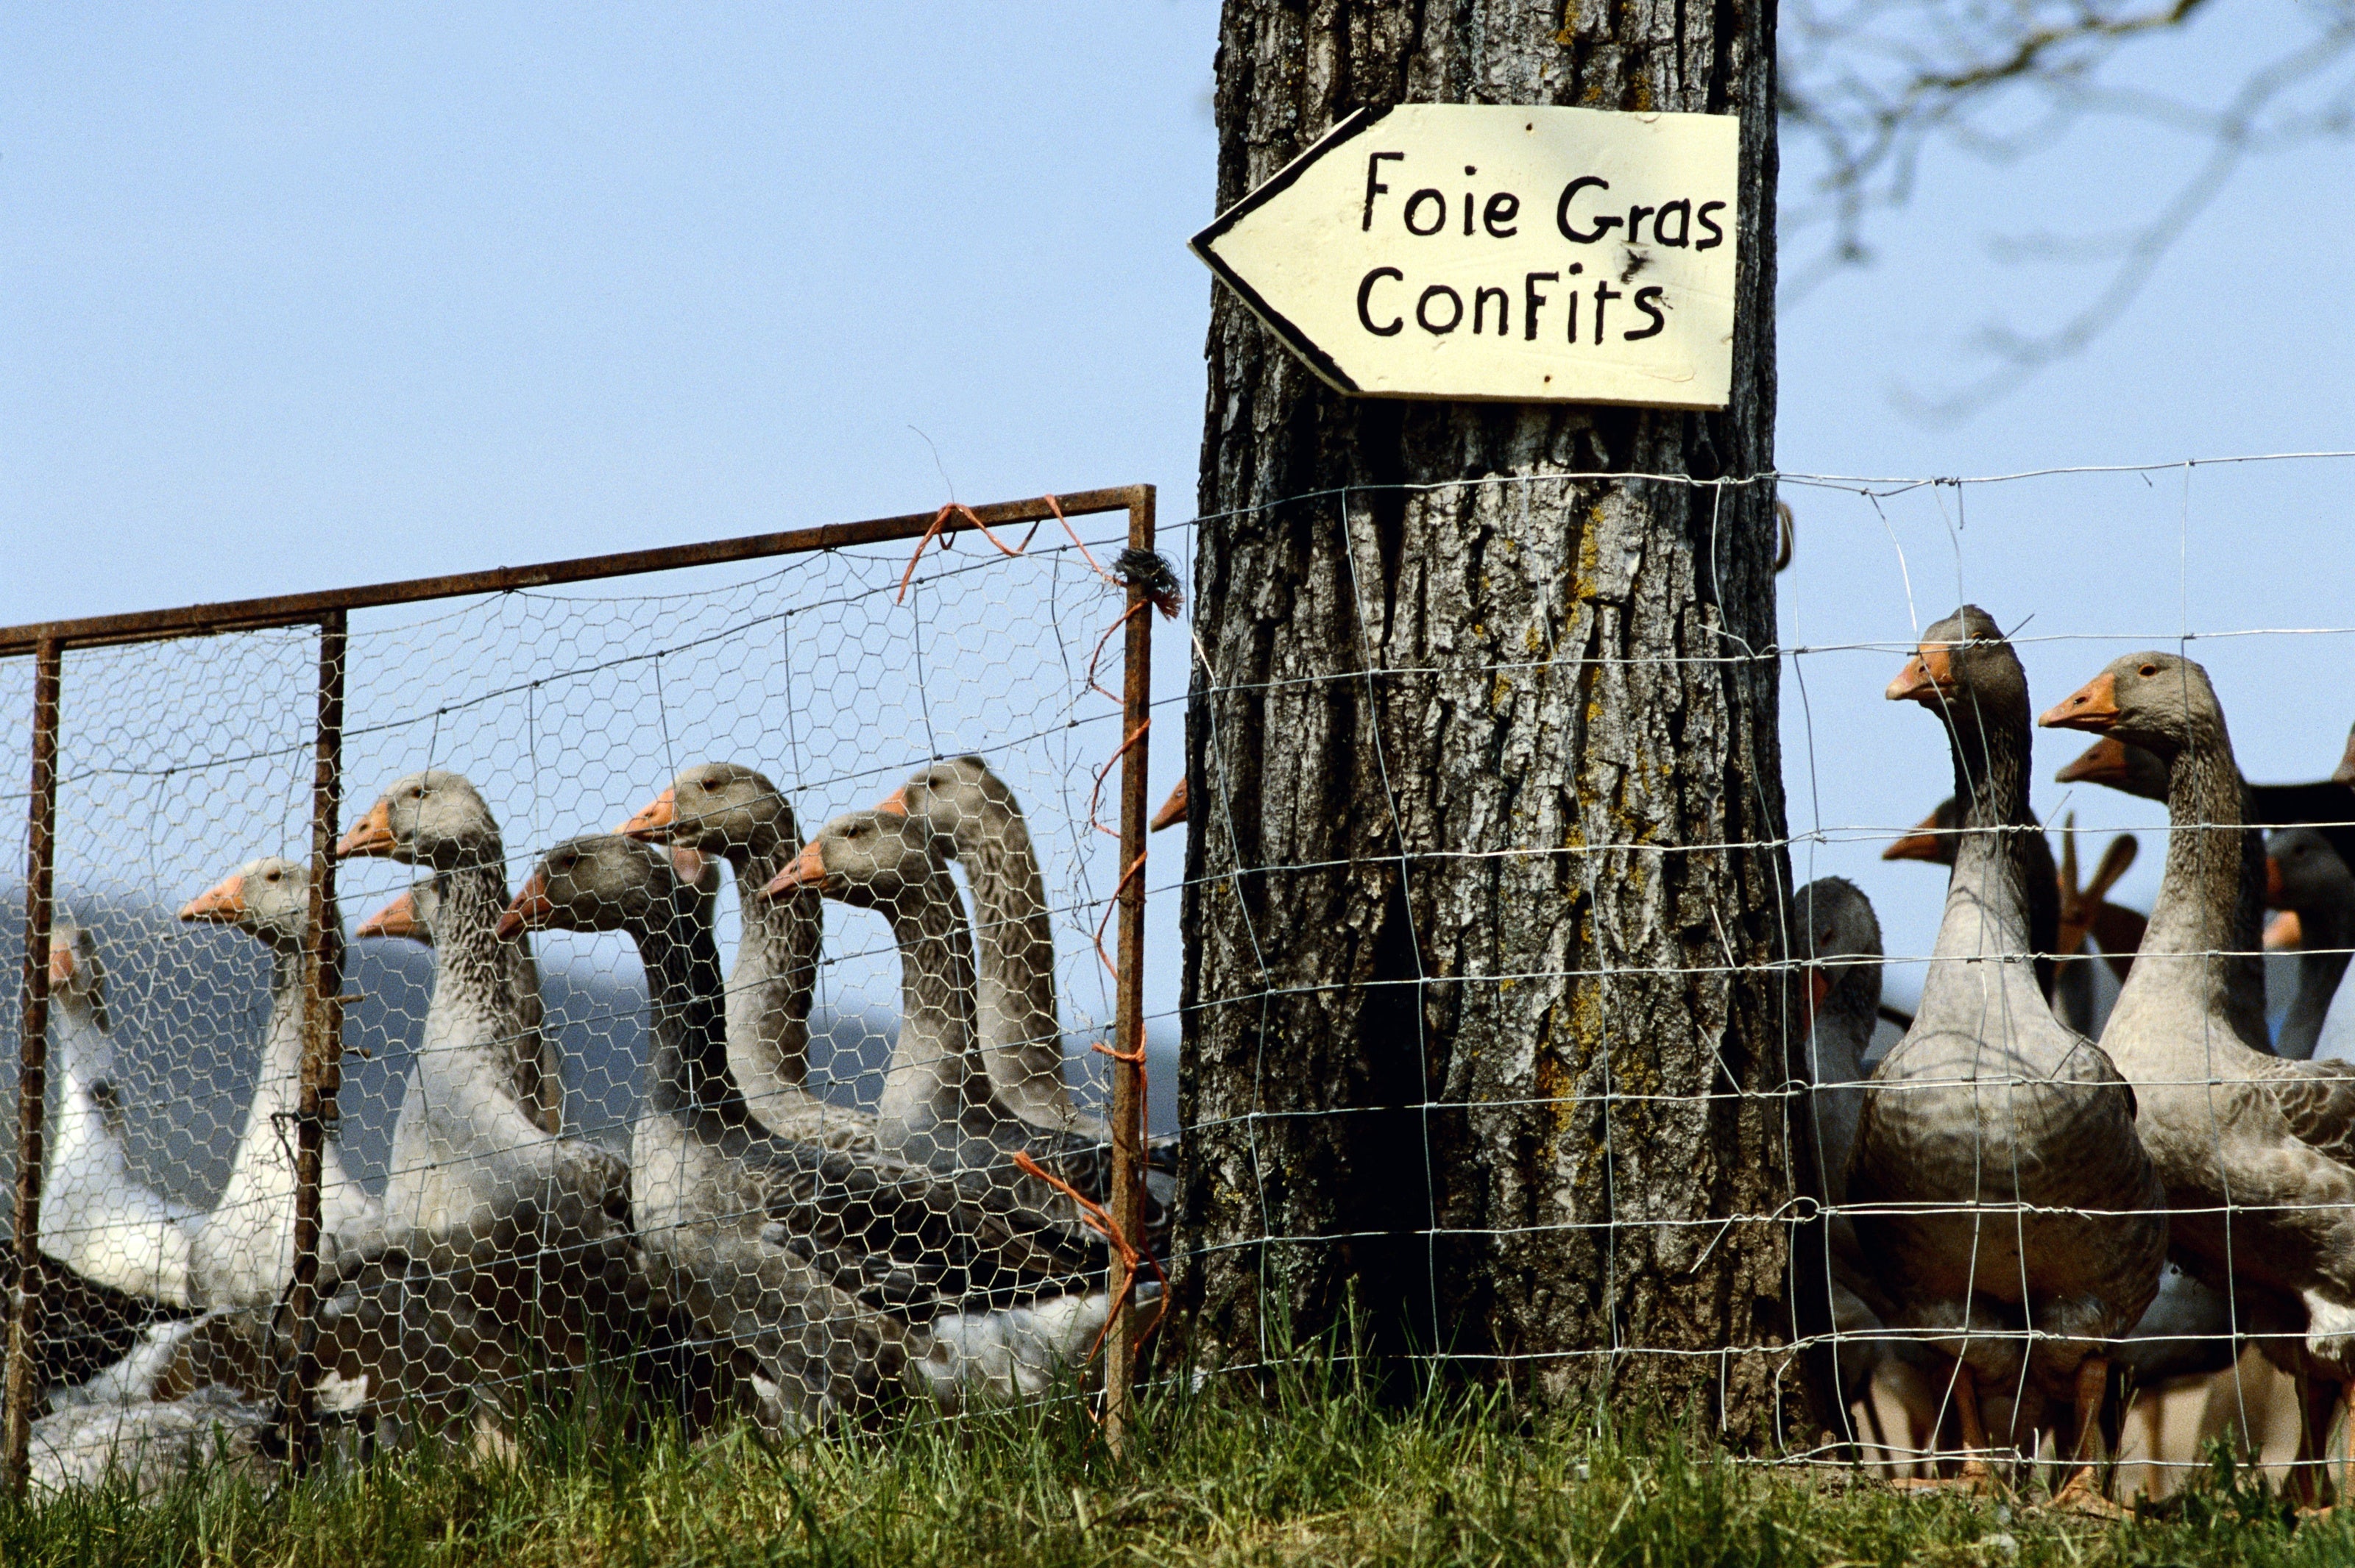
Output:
[1796, 609, 2355, 1505]
[11, 755, 1182, 1495]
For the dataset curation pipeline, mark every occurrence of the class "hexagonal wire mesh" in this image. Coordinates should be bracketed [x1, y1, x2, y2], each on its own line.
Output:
[1, 491, 1164, 1490]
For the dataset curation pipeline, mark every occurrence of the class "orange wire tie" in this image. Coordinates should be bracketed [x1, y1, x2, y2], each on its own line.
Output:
[1010, 1150, 1167, 1369]
[1090, 848, 1149, 980]
[895, 503, 1032, 604]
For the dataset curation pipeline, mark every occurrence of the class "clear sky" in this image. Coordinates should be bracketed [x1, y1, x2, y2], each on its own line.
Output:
[5, 1, 2351, 1028]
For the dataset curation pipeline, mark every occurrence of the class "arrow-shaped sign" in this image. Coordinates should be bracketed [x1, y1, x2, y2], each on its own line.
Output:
[1191, 104, 1740, 408]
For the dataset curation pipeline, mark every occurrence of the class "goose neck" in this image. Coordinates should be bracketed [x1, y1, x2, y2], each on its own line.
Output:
[632, 894, 743, 1127]
[1938, 697, 2039, 955]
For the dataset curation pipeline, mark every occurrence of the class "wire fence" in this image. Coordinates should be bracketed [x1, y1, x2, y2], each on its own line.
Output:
[10, 453, 2355, 1508]
[0, 487, 1163, 1495]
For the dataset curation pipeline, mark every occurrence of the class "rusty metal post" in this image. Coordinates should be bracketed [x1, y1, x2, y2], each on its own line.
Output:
[1103, 489, 1155, 1456]
[3, 638, 63, 1497]
[277, 612, 346, 1467]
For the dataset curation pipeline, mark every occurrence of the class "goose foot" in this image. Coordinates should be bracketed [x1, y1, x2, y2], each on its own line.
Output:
[2047, 1468, 2125, 1518]
[2049, 1355, 2117, 1515]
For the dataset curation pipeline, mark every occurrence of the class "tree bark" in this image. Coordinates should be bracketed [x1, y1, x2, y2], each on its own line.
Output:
[1177, 0, 1798, 1445]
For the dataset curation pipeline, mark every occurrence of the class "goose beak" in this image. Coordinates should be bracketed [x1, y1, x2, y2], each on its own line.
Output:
[759, 839, 829, 900]
[358, 890, 427, 943]
[1881, 807, 1950, 864]
[336, 798, 398, 859]
[2264, 856, 2288, 909]
[2335, 725, 2355, 789]
[1800, 967, 1832, 1034]
[2040, 673, 2120, 733]
[179, 873, 247, 925]
[1884, 646, 1952, 706]
[2055, 737, 2128, 786]
[1150, 776, 1189, 832]
[49, 942, 77, 988]
[874, 785, 910, 817]
[2267, 909, 2304, 951]
[617, 788, 676, 841]
[497, 873, 553, 940]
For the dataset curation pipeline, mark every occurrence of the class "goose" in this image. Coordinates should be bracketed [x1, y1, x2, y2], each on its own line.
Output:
[2263, 829, 2355, 1061]
[177, 858, 383, 1307]
[501, 834, 1110, 1429]
[338, 770, 623, 1246]
[877, 757, 1097, 1138]
[37, 924, 199, 1306]
[1851, 608, 2167, 1492]
[2041, 651, 2355, 1498]
[615, 762, 865, 1149]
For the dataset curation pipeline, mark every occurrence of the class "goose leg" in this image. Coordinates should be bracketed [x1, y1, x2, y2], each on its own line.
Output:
[2050, 1356, 2125, 1515]
[1952, 1363, 1993, 1487]
[2295, 1370, 2339, 1508]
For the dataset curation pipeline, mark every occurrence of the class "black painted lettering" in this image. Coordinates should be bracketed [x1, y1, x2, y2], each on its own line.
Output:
[1523, 272, 1557, 341]
[1362, 152, 1404, 231]
[1625, 205, 1655, 244]
[1484, 192, 1520, 238]
[1474, 286, 1509, 336]
[1463, 190, 1476, 235]
[1592, 280, 1621, 344]
[1623, 285, 1667, 340]
[1416, 284, 1464, 334]
[1404, 189, 1448, 236]
[1653, 199, 1690, 246]
[1358, 267, 1405, 336]
[1694, 201, 1727, 250]
[1566, 287, 1579, 343]
[1555, 177, 1620, 243]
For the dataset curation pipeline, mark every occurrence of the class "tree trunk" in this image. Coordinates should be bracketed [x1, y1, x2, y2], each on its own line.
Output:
[1176, 0, 1798, 1445]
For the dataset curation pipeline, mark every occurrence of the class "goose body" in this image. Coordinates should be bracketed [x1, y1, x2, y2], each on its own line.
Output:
[38, 926, 199, 1306]
[177, 859, 383, 1308]
[1851, 609, 2167, 1468]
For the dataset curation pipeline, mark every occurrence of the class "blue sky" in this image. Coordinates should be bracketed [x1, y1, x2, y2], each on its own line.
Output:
[6, 1, 2351, 1025]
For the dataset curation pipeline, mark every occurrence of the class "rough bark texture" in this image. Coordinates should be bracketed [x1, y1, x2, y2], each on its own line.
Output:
[1176, 0, 1798, 1447]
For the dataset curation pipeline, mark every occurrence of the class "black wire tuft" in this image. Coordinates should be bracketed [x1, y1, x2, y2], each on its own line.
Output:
[1113, 547, 1183, 620]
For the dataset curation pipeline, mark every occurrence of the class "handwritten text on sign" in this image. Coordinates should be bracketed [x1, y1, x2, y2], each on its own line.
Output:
[1191, 104, 1740, 408]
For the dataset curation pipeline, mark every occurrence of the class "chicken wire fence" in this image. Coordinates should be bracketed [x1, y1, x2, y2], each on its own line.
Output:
[1168, 449, 2355, 1504]
[0, 487, 1166, 1492]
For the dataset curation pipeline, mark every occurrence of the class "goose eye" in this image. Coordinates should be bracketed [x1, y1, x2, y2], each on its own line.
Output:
[2139, 664, 2159, 678]
[409, 787, 425, 800]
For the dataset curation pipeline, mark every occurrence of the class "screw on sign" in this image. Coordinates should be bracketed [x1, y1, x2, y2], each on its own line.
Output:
[1191, 103, 1740, 408]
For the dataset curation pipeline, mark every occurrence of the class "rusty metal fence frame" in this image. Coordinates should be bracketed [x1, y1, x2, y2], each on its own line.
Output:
[0, 483, 1158, 1492]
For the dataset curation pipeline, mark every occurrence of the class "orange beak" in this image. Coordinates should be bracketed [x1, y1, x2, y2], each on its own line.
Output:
[1885, 645, 1953, 706]
[1881, 807, 1952, 865]
[874, 784, 910, 817]
[358, 890, 428, 943]
[2055, 737, 2130, 786]
[2266, 909, 2304, 951]
[1801, 967, 1833, 1033]
[617, 787, 676, 841]
[48, 942, 77, 988]
[336, 798, 398, 859]
[497, 871, 553, 940]
[1150, 776, 1189, 833]
[2264, 856, 2288, 909]
[179, 873, 248, 925]
[759, 838, 829, 900]
[2040, 672, 2121, 734]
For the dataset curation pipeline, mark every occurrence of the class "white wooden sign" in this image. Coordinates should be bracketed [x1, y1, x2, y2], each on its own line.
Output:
[1191, 104, 1740, 408]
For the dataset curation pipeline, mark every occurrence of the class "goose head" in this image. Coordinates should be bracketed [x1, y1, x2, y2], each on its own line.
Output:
[500, 833, 678, 940]
[2264, 828, 2355, 919]
[2038, 650, 2227, 760]
[355, 881, 437, 946]
[874, 754, 1010, 840]
[761, 808, 938, 915]
[339, 770, 502, 872]
[618, 760, 788, 868]
[2054, 736, 2171, 802]
[179, 856, 311, 955]
[1791, 877, 1883, 1037]
[1150, 775, 1189, 833]
[1884, 605, 2026, 721]
[47, 922, 111, 1037]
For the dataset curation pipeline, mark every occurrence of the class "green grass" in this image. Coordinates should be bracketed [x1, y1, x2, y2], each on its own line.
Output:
[10, 1347, 2355, 1567]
